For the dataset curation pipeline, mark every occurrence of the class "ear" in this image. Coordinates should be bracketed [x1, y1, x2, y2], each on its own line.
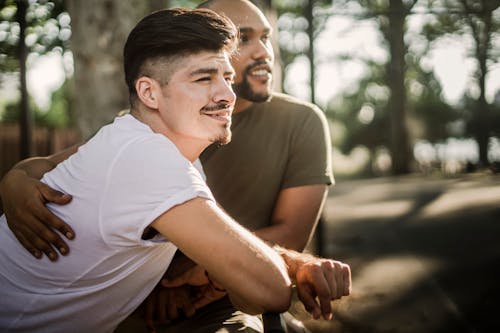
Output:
[135, 76, 160, 109]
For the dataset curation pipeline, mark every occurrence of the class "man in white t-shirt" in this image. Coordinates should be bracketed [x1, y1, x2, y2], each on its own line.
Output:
[0, 8, 299, 332]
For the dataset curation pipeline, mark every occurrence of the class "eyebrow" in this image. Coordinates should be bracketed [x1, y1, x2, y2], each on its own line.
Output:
[190, 68, 218, 76]
[239, 27, 272, 34]
[189, 67, 235, 77]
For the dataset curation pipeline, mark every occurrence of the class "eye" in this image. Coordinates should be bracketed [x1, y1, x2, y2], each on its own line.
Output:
[196, 77, 211, 82]
[239, 34, 250, 44]
[225, 76, 235, 84]
[261, 34, 271, 43]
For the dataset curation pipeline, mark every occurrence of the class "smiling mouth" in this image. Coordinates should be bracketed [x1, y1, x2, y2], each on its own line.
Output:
[202, 110, 231, 123]
[247, 65, 272, 83]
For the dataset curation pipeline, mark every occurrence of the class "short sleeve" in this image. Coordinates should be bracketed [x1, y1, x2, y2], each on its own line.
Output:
[282, 105, 334, 188]
[99, 135, 214, 247]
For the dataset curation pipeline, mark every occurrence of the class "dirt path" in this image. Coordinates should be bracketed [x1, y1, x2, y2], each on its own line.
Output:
[297, 174, 500, 333]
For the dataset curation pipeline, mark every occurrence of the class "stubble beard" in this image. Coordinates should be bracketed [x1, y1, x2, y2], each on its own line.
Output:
[211, 126, 232, 146]
[233, 71, 272, 103]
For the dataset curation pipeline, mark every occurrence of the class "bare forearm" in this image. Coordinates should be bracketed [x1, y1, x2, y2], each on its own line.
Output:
[9, 144, 79, 180]
[254, 223, 311, 252]
[254, 184, 328, 251]
[153, 198, 292, 314]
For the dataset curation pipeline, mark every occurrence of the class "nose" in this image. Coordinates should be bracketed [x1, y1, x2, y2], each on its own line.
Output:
[252, 39, 273, 62]
[213, 77, 236, 106]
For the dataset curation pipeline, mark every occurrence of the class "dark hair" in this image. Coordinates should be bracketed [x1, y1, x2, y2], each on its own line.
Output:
[123, 8, 237, 103]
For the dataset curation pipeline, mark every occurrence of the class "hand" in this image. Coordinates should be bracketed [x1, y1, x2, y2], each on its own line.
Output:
[162, 264, 227, 309]
[141, 285, 196, 332]
[0, 169, 74, 261]
[294, 258, 351, 320]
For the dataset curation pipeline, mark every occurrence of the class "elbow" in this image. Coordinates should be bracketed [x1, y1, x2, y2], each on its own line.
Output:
[259, 275, 293, 314]
[230, 274, 292, 315]
[266, 285, 292, 313]
[231, 284, 292, 315]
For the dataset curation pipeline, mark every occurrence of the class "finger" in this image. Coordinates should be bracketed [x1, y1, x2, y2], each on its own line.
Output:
[296, 282, 321, 319]
[11, 229, 42, 259]
[322, 261, 338, 300]
[7, 205, 64, 260]
[29, 211, 70, 258]
[37, 206, 75, 241]
[342, 264, 352, 296]
[37, 186, 75, 241]
[193, 294, 214, 309]
[31, 211, 71, 256]
[38, 183, 73, 205]
[310, 265, 333, 320]
[335, 262, 346, 299]
[20, 224, 59, 261]
[161, 276, 186, 288]
[192, 285, 217, 309]
[181, 297, 196, 318]
[144, 296, 156, 333]
[167, 293, 178, 320]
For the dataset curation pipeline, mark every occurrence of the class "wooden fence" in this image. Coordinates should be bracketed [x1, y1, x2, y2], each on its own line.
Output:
[0, 124, 80, 178]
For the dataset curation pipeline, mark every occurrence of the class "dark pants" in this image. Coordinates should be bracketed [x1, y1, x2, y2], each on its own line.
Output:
[115, 296, 264, 333]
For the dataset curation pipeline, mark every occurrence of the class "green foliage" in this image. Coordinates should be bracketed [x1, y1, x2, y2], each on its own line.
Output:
[1, 79, 73, 128]
[328, 60, 390, 154]
[0, 0, 69, 73]
[41, 78, 73, 128]
[275, 0, 331, 83]
[168, 0, 200, 8]
[1, 96, 42, 123]
[330, 54, 459, 154]
[406, 54, 460, 142]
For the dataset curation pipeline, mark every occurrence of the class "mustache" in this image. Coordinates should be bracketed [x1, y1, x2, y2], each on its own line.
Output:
[245, 60, 271, 74]
[201, 103, 232, 112]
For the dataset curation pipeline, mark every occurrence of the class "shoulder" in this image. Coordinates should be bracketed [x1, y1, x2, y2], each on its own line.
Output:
[264, 93, 327, 127]
[269, 93, 322, 112]
[265, 93, 325, 120]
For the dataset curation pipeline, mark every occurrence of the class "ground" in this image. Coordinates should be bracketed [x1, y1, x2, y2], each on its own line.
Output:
[294, 173, 500, 333]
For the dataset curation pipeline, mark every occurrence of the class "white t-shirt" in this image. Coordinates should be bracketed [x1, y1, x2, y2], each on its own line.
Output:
[0, 114, 214, 333]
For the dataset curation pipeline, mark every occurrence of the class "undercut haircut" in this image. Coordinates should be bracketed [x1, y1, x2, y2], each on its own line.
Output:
[123, 8, 237, 106]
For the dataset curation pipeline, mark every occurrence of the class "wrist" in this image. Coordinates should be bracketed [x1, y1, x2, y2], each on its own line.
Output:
[273, 245, 317, 284]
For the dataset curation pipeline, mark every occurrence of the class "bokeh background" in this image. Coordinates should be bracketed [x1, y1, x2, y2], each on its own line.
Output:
[1, 1, 499, 332]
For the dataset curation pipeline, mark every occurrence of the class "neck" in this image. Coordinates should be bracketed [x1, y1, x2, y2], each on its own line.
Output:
[130, 107, 206, 162]
[233, 97, 253, 114]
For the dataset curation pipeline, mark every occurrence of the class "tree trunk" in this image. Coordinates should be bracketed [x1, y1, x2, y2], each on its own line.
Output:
[16, 0, 32, 158]
[306, 0, 316, 104]
[66, 0, 149, 138]
[472, 0, 492, 167]
[387, 0, 411, 174]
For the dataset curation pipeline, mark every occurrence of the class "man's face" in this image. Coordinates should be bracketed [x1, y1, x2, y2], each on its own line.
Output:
[156, 51, 236, 146]
[211, 1, 274, 103]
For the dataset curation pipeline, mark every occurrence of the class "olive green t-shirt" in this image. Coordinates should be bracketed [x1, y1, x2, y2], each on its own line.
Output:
[200, 93, 333, 231]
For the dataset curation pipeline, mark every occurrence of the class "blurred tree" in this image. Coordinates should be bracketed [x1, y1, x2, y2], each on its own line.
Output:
[0, 0, 69, 157]
[421, 0, 500, 166]
[275, 0, 331, 99]
[2, 79, 71, 128]
[330, 0, 418, 174]
[370, 0, 418, 174]
[407, 54, 461, 142]
[331, 60, 390, 175]
[65, 0, 150, 138]
[331, 53, 459, 174]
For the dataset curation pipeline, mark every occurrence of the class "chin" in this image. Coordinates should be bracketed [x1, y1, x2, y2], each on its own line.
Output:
[211, 131, 231, 146]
